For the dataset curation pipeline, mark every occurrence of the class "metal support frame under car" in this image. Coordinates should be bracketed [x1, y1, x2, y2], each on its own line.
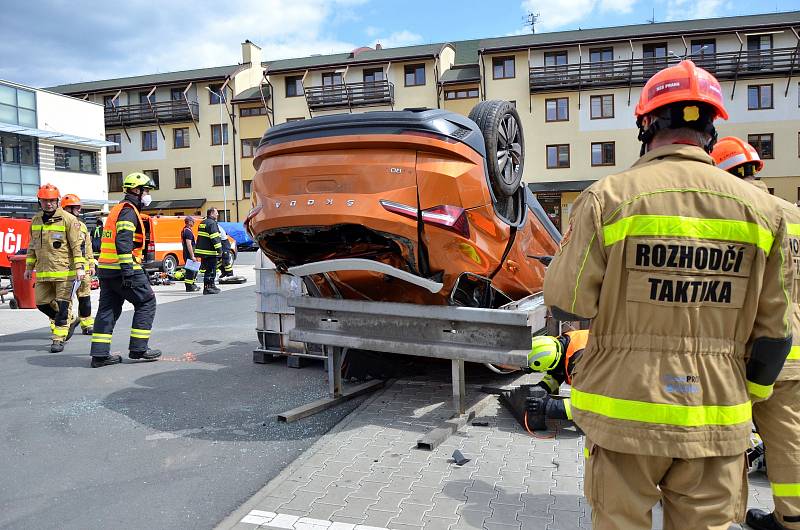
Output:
[279, 291, 547, 421]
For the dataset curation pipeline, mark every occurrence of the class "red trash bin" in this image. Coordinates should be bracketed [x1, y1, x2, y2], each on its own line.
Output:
[9, 254, 36, 309]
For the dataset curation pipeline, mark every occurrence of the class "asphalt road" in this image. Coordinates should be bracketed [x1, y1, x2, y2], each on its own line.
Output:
[0, 256, 363, 530]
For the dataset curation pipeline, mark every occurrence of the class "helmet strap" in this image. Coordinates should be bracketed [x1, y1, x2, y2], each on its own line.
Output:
[735, 163, 758, 178]
[638, 103, 718, 156]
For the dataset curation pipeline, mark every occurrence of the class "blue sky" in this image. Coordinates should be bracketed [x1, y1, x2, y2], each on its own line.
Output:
[3, 0, 800, 88]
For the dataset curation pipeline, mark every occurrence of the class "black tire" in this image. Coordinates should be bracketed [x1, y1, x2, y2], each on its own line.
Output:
[468, 100, 525, 198]
[162, 254, 178, 276]
[9, 298, 18, 309]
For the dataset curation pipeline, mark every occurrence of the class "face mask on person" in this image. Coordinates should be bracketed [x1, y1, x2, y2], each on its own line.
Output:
[141, 194, 152, 207]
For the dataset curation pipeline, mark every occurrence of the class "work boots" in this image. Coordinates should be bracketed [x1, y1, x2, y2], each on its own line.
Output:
[65, 318, 80, 341]
[129, 349, 162, 361]
[91, 355, 122, 368]
[50, 340, 64, 353]
[185, 283, 200, 292]
[746, 510, 789, 530]
[203, 284, 221, 295]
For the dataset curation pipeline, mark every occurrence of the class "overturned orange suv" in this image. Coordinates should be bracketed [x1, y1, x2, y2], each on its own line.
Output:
[246, 101, 561, 308]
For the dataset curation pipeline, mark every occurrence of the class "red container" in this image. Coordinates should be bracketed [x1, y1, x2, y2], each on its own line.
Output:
[9, 254, 36, 309]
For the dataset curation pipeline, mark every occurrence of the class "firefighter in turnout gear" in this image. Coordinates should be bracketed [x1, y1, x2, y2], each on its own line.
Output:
[196, 207, 222, 295]
[61, 194, 95, 335]
[712, 137, 800, 530]
[525, 330, 589, 422]
[90, 173, 161, 368]
[544, 60, 794, 530]
[24, 183, 84, 352]
[217, 224, 234, 278]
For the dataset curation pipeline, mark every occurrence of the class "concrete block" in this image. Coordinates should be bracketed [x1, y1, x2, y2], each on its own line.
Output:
[421, 515, 459, 530]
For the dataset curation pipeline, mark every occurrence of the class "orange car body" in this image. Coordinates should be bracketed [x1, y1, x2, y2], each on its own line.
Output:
[247, 110, 560, 306]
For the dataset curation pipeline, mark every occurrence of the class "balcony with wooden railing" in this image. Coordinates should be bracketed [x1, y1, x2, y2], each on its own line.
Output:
[304, 80, 394, 112]
[104, 99, 200, 129]
[528, 46, 800, 93]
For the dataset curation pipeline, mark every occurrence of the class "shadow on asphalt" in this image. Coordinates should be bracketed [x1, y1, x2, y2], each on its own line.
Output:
[27, 354, 91, 368]
[97, 343, 365, 444]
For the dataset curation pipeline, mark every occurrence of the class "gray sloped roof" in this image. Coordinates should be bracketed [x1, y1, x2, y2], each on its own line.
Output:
[453, 39, 481, 65]
[266, 43, 451, 73]
[439, 65, 481, 84]
[45, 65, 241, 95]
[480, 11, 800, 52]
[232, 85, 271, 102]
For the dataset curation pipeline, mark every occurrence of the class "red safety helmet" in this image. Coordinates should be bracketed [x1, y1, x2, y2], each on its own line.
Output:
[635, 60, 728, 120]
[61, 193, 81, 208]
[37, 183, 60, 200]
[711, 136, 764, 176]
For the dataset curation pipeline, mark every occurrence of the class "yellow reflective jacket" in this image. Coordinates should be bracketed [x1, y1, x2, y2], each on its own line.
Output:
[544, 144, 793, 459]
[25, 208, 85, 282]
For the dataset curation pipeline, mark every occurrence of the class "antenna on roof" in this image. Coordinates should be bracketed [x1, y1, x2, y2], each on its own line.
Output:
[647, 8, 656, 24]
[524, 12, 541, 34]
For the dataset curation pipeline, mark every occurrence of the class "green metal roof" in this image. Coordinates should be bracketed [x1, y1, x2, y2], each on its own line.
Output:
[45, 64, 241, 95]
[439, 65, 481, 84]
[479, 11, 800, 52]
[232, 85, 271, 102]
[266, 43, 452, 73]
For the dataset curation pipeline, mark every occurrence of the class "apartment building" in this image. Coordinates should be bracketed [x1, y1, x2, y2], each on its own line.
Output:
[476, 12, 800, 230]
[0, 80, 111, 218]
[47, 41, 265, 221]
[43, 11, 800, 231]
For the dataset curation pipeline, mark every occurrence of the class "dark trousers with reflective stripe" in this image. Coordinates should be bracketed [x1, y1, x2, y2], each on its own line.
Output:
[199, 256, 218, 287]
[90, 272, 156, 357]
[218, 251, 233, 277]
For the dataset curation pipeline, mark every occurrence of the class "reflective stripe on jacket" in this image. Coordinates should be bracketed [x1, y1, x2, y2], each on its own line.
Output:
[196, 218, 222, 256]
[750, 179, 800, 382]
[24, 208, 84, 281]
[544, 144, 794, 459]
[98, 202, 144, 271]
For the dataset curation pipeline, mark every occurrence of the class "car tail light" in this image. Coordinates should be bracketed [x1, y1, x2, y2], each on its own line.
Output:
[380, 200, 470, 238]
[421, 205, 470, 238]
[147, 240, 155, 254]
[379, 200, 417, 220]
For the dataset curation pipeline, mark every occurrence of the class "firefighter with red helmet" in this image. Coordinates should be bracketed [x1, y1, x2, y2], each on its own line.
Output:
[712, 137, 800, 530]
[544, 60, 794, 529]
[61, 194, 95, 335]
[23, 184, 84, 352]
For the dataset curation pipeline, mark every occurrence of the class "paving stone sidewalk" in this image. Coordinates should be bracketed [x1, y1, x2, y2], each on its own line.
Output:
[218, 377, 774, 530]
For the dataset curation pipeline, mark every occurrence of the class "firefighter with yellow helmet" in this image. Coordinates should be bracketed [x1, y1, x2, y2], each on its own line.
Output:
[544, 60, 794, 529]
[23, 183, 84, 352]
[89, 172, 161, 368]
[60, 193, 95, 335]
[712, 137, 800, 530]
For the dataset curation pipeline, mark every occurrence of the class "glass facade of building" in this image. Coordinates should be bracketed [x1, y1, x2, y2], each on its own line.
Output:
[0, 82, 39, 197]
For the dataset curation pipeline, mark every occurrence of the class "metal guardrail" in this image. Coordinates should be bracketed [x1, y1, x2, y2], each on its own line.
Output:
[304, 80, 394, 111]
[528, 47, 800, 92]
[287, 293, 547, 417]
[104, 100, 199, 128]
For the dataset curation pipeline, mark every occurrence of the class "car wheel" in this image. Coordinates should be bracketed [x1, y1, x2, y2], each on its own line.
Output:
[9, 298, 18, 309]
[468, 100, 525, 198]
[162, 254, 178, 275]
